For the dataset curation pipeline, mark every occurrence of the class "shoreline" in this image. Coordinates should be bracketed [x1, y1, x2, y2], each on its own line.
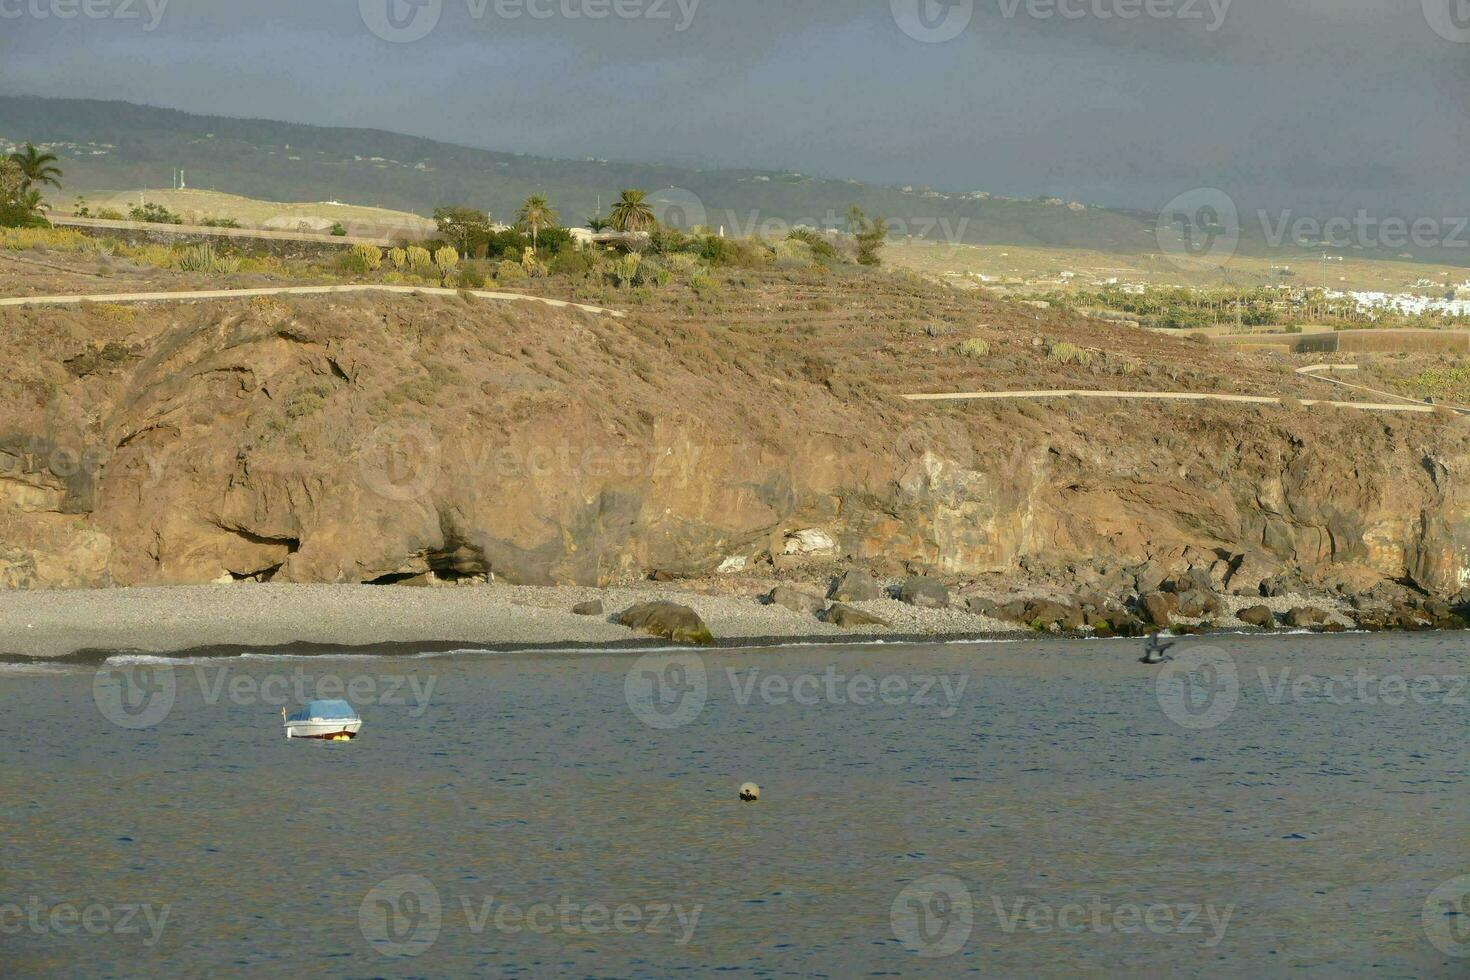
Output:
[0, 579, 1362, 661]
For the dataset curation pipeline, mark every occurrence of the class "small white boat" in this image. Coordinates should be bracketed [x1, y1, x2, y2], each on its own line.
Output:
[282, 700, 362, 741]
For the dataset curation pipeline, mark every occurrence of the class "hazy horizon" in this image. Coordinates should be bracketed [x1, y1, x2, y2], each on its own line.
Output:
[2, 1, 1469, 218]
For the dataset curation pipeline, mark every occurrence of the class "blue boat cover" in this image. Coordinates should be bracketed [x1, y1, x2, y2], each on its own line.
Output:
[286, 700, 359, 723]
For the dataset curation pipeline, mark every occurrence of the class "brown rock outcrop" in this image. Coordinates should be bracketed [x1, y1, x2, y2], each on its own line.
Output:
[5, 290, 1470, 597]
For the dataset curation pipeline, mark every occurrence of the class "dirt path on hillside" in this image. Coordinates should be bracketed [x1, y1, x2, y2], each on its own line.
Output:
[903, 388, 1445, 415]
[0, 283, 626, 317]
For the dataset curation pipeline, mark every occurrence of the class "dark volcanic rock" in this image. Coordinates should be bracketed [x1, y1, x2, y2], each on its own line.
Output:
[898, 576, 950, 609]
[829, 570, 882, 602]
[615, 602, 714, 645]
[1237, 605, 1276, 629]
[1284, 606, 1330, 629]
[964, 596, 999, 618]
[1140, 592, 1178, 627]
[822, 603, 890, 628]
[1176, 589, 1226, 618]
[768, 587, 826, 616]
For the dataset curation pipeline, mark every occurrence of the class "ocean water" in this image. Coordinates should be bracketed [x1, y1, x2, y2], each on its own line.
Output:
[2, 632, 1467, 977]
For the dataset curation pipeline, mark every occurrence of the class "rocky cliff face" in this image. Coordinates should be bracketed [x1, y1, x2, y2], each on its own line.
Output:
[4, 286, 1469, 596]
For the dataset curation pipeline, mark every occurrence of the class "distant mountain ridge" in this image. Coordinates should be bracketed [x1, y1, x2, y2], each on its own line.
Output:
[3, 96, 1466, 270]
[0, 95, 1157, 251]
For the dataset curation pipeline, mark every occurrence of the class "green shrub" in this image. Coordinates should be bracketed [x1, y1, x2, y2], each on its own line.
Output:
[666, 252, 702, 275]
[635, 257, 672, 288]
[690, 271, 719, 298]
[648, 225, 689, 255]
[549, 250, 596, 278]
[775, 238, 816, 268]
[787, 228, 838, 260]
[95, 208, 125, 221]
[201, 217, 242, 228]
[496, 260, 528, 283]
[388, 246, 407, 270]
[177, 243, 241, 274]
[455, 264, 487, 289]
[351, 243, 383, 271]
[521, 249, 547, 278]
[330, 223, 347, 236]
[616, 253, 643, 288]
[128, 202, 183, 225]
[406, 245, 434, 277]
[1048, 342, 1093, 366]
[958, 338, 991, 359]
[434, 245, 459, 277]
[698, 235, 769, 268]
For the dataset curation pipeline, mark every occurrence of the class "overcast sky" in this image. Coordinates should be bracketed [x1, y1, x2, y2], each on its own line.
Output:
[1, 0, 1466, 214]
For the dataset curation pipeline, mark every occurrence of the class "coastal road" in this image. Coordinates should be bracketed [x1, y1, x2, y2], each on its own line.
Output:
[903, 389, 1448, 415]
[0, 283, 626, 318]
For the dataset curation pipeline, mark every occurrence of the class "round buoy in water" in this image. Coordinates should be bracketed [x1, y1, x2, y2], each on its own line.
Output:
[739, 782, 760, 802]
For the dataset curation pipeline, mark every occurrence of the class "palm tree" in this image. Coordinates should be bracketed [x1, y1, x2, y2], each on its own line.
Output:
[515, 194, 558, 251]
[608, 189, 655, 234]
[9, 143, 62, 190]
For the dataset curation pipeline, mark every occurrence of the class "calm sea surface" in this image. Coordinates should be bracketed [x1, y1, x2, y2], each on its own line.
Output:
[2, 632, 1467, 977]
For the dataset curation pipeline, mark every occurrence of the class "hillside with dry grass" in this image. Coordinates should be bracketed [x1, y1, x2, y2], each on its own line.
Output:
[3, 234, 1470, 604]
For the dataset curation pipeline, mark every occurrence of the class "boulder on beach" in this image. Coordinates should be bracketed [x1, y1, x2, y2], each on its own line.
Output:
[964, 595, 999, 617]
[1022, 599, 1084, 631]
[572, 599, 605, 616]
[1140, 592, 1177, 627]
[1176, 588, 1225, 618]
[1284, 606, 1330, 629]
[898, 576, 949, 609]
[767, 587, 826, 616]
[822, 603, 890, 629]
[1237, 605, 1276, 629]
[829, 569, 881, 602]
[615, 601, 715, 645]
